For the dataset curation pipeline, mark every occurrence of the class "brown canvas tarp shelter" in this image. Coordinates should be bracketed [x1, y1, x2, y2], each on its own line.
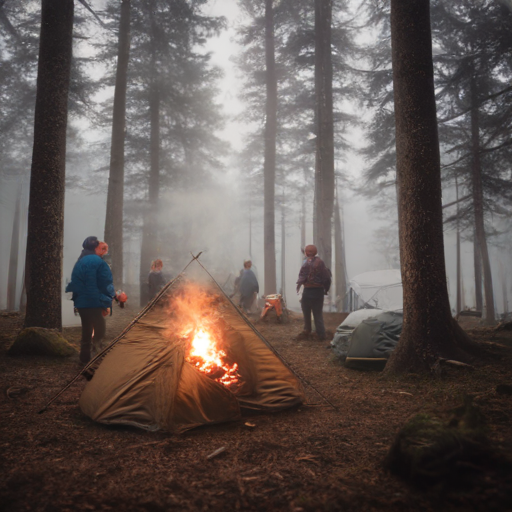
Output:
[79, 273, 305, 433]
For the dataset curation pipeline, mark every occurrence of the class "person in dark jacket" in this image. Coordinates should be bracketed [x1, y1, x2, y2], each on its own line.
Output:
[239, 260, 259, 313]
[66, 236, 115, 363]
[296, 244, 331, 341]
[148, 259, 167, 300]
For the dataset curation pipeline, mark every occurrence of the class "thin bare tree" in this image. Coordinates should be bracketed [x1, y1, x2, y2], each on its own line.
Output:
[263, 0, 277, 295]
[104, 0, 131, 288]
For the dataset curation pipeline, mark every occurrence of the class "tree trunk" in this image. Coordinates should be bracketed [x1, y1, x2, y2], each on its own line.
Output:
[249, 189, 252, 257]
[470, 73, 496, 324]
[455, 175, 461, 315]
[385, 0, 475, 374]
[139, 3, 160, 307]
[314, 0, 334, 269]
[19, 267, 26, 314]
[104, 0, 131, 288]
[7, 183, 22, 311]
[263, 0, 277, 295]
[280, 190, 286, 298]
[473, 228, 483, 311]
[300, 190, 306, 259]
[24, 0, 73, 330]
[334, 188, 347, 312]
[499, 260, 508, 316]
[461, 269, 466, 311]
[139, 80, 160, 307]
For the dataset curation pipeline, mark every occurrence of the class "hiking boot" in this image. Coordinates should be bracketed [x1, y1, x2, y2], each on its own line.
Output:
[295, 330, 311, 341]
[79, 352, 91, 364]
[317, 331, 333, 342]
[79, 345, 91, 364]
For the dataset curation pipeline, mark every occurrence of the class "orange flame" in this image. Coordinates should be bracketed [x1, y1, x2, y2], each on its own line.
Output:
[188, 328, 239, 385]
[166, 283, 239, 388]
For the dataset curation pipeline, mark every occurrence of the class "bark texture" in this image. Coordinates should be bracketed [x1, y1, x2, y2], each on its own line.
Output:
[314, 0, 334, 269]
[263, 0, 277, 295]
[386, 0, 474, 373]
[24, 0, 73, 330]
[104, 0, 131, 288]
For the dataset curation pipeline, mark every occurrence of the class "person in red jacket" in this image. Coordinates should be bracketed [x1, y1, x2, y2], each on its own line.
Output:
[296, 244, 331, 341]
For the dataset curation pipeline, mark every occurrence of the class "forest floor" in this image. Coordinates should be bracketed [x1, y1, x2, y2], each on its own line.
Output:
[1, 304, 512, 512]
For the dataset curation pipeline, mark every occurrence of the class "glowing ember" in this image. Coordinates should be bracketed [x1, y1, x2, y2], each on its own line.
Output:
[186, 327, 239, 387]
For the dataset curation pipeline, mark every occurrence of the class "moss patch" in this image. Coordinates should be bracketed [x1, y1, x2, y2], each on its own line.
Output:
[8, 327, 77, 357]
[384, 399, 511, 489]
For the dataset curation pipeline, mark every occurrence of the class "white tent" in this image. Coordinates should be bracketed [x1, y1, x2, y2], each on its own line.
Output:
[348, 270, 402, 312]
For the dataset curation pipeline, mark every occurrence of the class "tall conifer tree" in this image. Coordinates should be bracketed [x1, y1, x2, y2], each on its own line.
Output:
[24, 0, 74, 330]
[386, 0, 475, 373]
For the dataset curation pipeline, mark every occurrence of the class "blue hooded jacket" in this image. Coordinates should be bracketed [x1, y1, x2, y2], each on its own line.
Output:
[66, 254, 115, 309]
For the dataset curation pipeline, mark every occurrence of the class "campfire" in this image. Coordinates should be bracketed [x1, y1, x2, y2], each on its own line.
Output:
[187, 328, 239, 387]
[167, 283, 240, 390]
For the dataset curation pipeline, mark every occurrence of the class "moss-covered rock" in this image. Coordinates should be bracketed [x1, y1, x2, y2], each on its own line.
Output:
[384, 398, 499, 487]
[8, 327, 77, 357]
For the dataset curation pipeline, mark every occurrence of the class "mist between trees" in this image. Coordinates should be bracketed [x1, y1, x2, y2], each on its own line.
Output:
[0, 0, 511, 332]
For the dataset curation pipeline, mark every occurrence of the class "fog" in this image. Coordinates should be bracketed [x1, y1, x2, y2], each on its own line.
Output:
[1, 0, 511, 326]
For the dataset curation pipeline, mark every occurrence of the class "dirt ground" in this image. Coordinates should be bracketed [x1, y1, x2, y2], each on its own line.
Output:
[1, 304, 512, 512]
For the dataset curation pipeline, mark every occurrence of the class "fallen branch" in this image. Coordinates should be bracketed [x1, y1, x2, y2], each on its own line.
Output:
[126, 440, 168, 450]
[207, 446, 226, 460]
[444, 360, 475, 369]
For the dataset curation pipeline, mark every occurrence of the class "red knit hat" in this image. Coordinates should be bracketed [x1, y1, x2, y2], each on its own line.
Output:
[95, 242, 108, 257]
[305, 244, 317, 257]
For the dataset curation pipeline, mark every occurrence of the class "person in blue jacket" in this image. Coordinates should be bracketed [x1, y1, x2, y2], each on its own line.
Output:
[66, 236, 116, 363]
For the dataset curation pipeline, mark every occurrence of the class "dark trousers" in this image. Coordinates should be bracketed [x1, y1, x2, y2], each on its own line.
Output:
[78, 308, 106, 363]
[241, 292, 256, 312]
[301, 287, 326, 338]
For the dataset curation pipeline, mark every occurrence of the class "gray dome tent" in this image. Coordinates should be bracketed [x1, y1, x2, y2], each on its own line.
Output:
[331, 310, 403, 371]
